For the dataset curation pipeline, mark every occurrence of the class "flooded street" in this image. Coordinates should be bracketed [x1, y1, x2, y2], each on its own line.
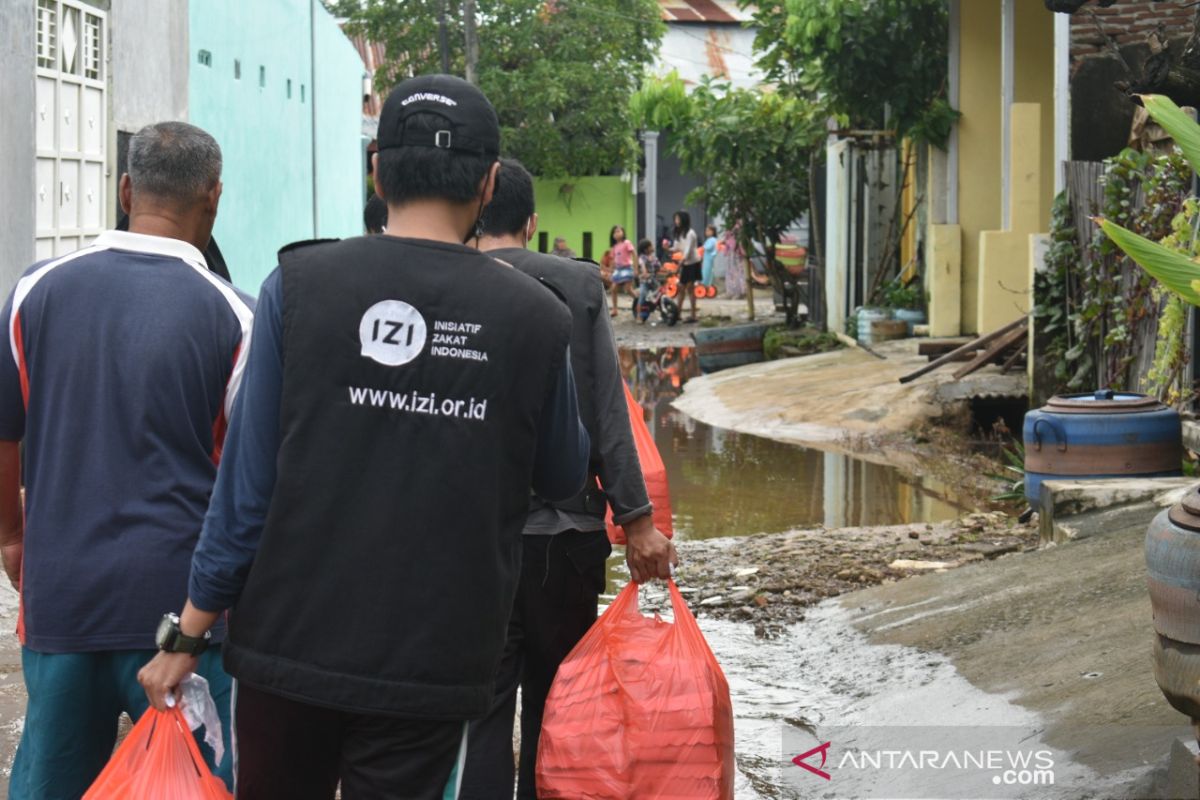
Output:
[619, 347, 968, 538]
[605, 348, 989, 798]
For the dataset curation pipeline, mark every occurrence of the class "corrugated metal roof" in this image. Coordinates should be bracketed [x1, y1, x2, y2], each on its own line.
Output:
[659, 0, 752, 24]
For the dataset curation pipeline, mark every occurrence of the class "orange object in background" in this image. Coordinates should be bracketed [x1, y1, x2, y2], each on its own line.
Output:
[536, 580, 735, 800]
[693, 284, 707, 299]
[606, 382, 672, 545]
[84, 707, 231, 800]
[706, 285, 717, 298]
[663, 277, 679, 298]
[671, 252, 683, 263]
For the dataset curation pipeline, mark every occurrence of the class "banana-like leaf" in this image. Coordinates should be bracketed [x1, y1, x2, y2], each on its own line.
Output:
[1141, 94, 1200, 175]
[1099, 218, 1200, 306]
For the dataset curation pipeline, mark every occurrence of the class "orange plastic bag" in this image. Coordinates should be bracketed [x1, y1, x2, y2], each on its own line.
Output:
[83, 707, 231, 800]
[536, 580, 735, 799]
[607, 382, 674, 545]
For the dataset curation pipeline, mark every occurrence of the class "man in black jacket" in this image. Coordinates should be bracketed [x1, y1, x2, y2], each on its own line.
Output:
[458, 158, 676, 799]
[138, 77, 590, 800]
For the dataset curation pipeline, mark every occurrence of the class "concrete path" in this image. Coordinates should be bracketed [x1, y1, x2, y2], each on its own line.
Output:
[828, 519, 1186, 797]
[672, 337, 1025, 465]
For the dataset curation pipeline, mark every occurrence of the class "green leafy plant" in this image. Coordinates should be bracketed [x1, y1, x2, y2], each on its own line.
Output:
[881, 280, 921, 311]
[334, 0, 664, 178]
[988, 440, 1026, 504]
[1102, 95, 1200, 304]
[749, 0, 955, 146]
[1033, 191, 1076, 398]
[762, 326, 843, 360]
[631, 74, 826, 326]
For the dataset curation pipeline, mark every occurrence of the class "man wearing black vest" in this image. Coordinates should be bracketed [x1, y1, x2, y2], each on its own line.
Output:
[137, 76, 591, 799]
[458, 159, 676, 799]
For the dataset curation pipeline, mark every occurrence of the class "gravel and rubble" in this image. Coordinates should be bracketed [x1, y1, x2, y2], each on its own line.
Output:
[626, 511, 1037, 636]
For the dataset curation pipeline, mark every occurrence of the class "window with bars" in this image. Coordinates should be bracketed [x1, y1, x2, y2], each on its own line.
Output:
[83, 13, 101, 80]
[36, 0, 56, 70]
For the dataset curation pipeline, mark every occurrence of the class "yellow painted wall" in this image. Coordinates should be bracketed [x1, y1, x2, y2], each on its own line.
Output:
[1013, 0, 1056, 231]
[927, 223, 962, 336]
[956, 1, 1002, 335]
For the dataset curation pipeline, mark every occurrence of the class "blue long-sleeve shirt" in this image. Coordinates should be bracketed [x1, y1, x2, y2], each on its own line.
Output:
[188, 267, 589, 612]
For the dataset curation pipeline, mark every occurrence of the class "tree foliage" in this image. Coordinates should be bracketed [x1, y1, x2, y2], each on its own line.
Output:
[632, 74, 825, 323]
[749, 0, 955, 145]
[333, 0, 664, 177]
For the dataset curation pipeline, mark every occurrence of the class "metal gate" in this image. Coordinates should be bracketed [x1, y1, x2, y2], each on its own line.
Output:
[35, 0, 107, 260]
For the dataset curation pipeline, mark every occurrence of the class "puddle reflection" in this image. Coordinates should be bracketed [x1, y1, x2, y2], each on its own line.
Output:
[619, 347, 966, 538]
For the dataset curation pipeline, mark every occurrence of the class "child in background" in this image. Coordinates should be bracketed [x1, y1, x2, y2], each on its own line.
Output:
[701, 224, 718, 288]
[609, 225, 636, 317]
[636, 239, 660, 324]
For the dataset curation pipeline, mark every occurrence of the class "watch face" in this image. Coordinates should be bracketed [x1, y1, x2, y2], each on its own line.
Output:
[155, 613, 178, 650]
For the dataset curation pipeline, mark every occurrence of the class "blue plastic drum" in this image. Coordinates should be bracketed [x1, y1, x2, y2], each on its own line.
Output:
[1023, 390, 1182, 505]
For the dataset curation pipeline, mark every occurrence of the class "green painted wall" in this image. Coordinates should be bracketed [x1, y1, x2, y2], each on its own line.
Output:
[313, 1, 368, 241]
[190, 0, 364, 293]
[533, 176, 636, 261]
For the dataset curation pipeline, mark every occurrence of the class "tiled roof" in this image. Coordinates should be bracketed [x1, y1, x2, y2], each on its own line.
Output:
[659, 0, 752, 24]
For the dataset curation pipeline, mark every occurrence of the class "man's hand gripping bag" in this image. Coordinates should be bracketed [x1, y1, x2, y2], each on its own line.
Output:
[536, 580, 734, 799]
[83, 706, 231, 800]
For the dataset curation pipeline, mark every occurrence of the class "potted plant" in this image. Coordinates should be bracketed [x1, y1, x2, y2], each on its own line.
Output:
[883, 280, 925, 334]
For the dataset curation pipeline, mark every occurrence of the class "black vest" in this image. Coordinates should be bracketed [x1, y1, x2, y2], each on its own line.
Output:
[223, 236, 571, 719]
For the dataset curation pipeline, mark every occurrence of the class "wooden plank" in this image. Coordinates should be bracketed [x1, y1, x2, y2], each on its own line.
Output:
[952, 322, 1029, 380]
[834, 332, 888, 359]
[930, 352, 978, 363]
[898, 317, 1026, 384]
[918, 340, 969, 357]
[1001, 342, 1028, 373]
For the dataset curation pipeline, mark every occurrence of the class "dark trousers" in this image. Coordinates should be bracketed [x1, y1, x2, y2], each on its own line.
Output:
[234, 681, 466, 800]
[458, 530, 612, 800]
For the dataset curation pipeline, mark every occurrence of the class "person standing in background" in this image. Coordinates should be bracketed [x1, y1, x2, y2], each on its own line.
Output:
[550, 236, 575, 259]
[670, 211, 701, 322]
[608, 225, 636, 317]
[701, 224, 719, 289]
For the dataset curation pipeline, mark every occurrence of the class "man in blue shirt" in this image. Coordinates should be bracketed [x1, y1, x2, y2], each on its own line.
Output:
[0, 122, 250, 797]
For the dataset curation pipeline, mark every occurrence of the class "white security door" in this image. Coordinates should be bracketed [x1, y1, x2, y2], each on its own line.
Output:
[35, 0, 107, 260]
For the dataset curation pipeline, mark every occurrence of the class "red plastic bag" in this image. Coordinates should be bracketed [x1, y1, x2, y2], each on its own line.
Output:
[536, 581, 735, 799]
[607, 382, 674, 544]
[83, 707, 231, 800]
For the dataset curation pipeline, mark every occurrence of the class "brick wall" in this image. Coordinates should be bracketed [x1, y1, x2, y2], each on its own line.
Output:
[1071, 0, 1194, 59]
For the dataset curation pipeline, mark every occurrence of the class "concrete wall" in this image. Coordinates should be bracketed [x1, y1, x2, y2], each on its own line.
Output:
[190, 0, 364, 292]
[656, 142, 708, 243]
[0, 2, 37, 294]
[533, 176, 637, 262]
[110, 0, 188, 132]
[956, 1, 1003, 335]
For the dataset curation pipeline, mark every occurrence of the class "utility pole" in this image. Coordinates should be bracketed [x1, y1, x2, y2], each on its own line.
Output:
[438, 0, 450, 74]
[464, 0, 479, 84]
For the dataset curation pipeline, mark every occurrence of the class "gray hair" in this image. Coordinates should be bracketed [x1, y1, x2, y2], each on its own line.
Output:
[127, 121, 222, 203]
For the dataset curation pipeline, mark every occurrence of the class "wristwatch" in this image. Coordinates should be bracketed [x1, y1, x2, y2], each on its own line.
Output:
[155, 612, 211, 656]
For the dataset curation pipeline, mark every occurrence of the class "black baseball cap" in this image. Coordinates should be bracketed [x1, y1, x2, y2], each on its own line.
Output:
[377, 74, 500, 158]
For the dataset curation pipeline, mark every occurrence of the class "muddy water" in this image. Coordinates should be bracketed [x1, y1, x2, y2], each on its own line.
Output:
[618, 346, 966, 538]
[600, 348, 974, 798]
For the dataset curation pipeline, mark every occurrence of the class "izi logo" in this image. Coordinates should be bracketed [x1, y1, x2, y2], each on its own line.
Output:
[358, 300, 427, 366]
